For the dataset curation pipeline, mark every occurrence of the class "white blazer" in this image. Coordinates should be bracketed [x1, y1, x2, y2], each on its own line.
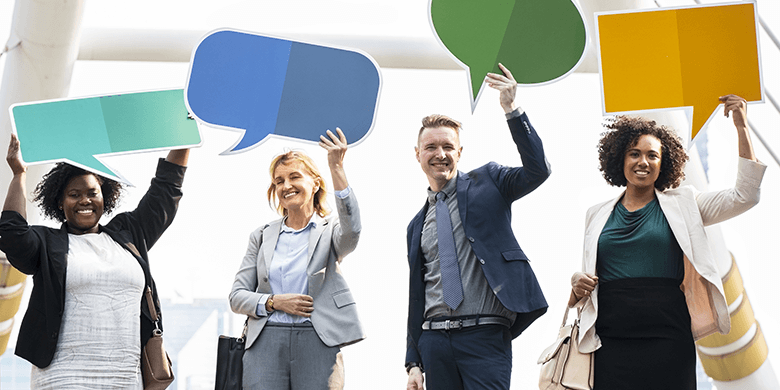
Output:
[577, 158, 766, 353]
[229, 191, 364, 348]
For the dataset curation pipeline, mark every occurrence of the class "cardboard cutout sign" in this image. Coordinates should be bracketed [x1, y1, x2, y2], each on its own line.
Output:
[430, 0, 587, 112]
[185, 29, 382, 154]
[10, 89, 201, 184]
[596, 1, 763, 141]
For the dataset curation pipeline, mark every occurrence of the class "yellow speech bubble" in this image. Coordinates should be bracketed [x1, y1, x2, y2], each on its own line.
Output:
[596, 2, 763, 140]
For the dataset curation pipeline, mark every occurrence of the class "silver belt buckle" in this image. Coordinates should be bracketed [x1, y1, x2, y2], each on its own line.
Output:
[444, 319, 462, 330]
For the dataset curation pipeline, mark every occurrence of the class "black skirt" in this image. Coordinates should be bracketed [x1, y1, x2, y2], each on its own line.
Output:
[594, 278, 695, 390]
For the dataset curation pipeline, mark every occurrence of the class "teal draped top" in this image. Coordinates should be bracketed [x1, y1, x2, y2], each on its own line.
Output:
[596, 197, 684, 283]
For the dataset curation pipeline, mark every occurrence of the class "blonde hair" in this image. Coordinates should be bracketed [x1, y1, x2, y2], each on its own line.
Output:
[418, 114, 462, 145]
[267, 150, 330, 217]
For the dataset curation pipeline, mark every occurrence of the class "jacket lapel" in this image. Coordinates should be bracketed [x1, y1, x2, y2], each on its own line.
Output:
[655, 189, 693, 259]
[262, 220, 282, 274]
[584, 194, 621, 273]
[307, 214, 327, 267]
[456, 171, 470, 226]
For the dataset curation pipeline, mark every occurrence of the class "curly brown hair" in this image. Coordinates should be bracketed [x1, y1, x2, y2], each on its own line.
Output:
[32, 163, 124, 223]
[598, 116, 688, 191]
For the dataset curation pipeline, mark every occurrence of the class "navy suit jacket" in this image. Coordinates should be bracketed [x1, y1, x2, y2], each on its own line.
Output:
[405, 113, 550, 365]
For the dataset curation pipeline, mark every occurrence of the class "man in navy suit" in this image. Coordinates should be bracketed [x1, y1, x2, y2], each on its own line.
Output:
[405, 64, 551, 390]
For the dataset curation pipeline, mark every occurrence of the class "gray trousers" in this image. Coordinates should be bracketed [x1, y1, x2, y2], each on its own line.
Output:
[242, 322, 344, 390]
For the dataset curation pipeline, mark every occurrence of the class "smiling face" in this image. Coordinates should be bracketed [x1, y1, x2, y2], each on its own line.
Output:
[61, 174, 105, 234]
[416, 126, 462, 192]
[623, 134, 662, 192]
[272, 161, 320, 216]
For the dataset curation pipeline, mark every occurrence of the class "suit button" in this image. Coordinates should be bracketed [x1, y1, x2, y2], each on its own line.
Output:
[468, 237, 475, 243]
[479, 259, 485, 265]
[263, 277, 268, 282]
[51, 331, 58, 338]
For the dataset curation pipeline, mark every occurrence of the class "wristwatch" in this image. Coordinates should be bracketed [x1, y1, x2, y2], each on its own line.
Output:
[266, 295, 275, 313]
[405, 362, 423, 374]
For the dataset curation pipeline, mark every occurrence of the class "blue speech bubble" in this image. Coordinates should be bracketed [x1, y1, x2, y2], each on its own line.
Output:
[185, 29, 382, 154]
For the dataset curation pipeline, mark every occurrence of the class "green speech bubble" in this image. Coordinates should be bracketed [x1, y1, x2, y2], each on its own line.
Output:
[430, 0, 587, 111]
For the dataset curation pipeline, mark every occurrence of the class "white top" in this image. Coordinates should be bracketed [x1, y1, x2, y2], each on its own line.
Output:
[31, 232, 145, 389]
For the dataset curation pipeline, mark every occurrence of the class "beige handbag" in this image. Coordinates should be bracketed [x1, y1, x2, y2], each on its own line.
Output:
[141, 286, 175, 390]
[538, 305, 594, 390]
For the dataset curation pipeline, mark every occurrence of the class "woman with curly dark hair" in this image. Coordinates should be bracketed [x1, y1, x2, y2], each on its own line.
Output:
[0, 133, 189, 389]
[568, 95, 766, 389]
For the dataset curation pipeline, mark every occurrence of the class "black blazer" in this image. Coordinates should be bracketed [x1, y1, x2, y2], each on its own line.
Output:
[0, 159, 185, 368]
[405, 113, 551, 365]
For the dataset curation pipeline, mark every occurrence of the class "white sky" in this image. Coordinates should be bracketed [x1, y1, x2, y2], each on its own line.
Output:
[1, 0, 779, 388]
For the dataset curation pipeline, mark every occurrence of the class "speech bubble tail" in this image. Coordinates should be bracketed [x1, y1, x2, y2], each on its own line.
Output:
[64, 153, 133, 186]
[221, 126, 274, 155]
[468, 77, 490, 114]
[690, 101, 723, 142]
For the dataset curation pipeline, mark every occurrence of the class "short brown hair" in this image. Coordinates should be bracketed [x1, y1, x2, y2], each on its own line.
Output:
[418, 114, 461, 144]
[598, 116, 689, 191]
[267, 150, 330, 217]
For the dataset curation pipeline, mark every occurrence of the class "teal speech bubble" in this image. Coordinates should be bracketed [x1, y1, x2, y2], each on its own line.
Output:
[10, 89, 201, 184]
[430, 0, 587, 111]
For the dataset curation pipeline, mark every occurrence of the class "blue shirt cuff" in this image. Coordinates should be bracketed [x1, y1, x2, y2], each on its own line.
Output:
[334, 186, 352, 199]
[256, 294, 271, 316]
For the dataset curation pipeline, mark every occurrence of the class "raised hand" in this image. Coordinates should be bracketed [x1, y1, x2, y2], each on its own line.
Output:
[486, 63, 518, 114]
[718, 94, 756, 161]
[319, 128, 349, 191]
[719, 94, 748, 129]
[6, 133, 26, 176]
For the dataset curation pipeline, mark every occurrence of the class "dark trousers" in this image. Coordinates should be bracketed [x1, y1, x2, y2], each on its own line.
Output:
[418, 324, 512, 390]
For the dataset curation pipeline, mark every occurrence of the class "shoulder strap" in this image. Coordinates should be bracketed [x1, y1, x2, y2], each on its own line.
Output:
[144, 286, 159, 323]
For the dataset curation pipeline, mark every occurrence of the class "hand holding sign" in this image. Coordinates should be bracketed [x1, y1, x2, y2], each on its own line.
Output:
[596, 2, 763, 141]
[430, 0, 587, 112]
[185, 29, 382, 154]
[10, 89, 201, 184]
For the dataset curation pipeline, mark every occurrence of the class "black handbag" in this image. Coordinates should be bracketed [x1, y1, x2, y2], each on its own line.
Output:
[215, 319, 248, 390]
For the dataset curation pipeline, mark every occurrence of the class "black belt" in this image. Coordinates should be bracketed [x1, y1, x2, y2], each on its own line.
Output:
[422, 316, 511, 331]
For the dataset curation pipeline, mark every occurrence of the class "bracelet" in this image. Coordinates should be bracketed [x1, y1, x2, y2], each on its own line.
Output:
[405, 362, 423, 374]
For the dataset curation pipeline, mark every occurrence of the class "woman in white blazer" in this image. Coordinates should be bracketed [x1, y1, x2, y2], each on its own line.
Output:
[229, 129, 363, 390]
[569, 95, 766, 389]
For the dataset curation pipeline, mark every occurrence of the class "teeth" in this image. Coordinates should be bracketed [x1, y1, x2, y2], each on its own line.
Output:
[284, 192, 298, 198]
[77, 210, 92, 214]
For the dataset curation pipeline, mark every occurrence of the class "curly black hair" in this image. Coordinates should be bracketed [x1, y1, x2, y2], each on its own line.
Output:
[598, 116, 689, 191]
[32, 163, 124, 223]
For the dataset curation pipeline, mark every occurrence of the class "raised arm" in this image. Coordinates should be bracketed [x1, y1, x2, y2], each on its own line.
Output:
[486, 64, 551, 201]
[165, 148, 190, 167]
[4, 134, 27, 219]
[320, 128, 360, 259]
[319, 128, 348, 191]
[719, 94, 755, 161]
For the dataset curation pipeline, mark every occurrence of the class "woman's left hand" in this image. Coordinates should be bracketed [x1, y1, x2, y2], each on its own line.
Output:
[719, 94, 748, 129]
[320, 128, 349, 191]
[320, 128, 348, 167]
[719, 94, 756, 161]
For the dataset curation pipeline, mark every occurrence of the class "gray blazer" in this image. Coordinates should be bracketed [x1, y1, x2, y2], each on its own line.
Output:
[229, 191, 364, 348]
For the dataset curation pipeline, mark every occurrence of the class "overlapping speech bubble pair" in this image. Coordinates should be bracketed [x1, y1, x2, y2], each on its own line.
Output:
[10, 0, 763, 184]
[11, 31, 383, 184]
